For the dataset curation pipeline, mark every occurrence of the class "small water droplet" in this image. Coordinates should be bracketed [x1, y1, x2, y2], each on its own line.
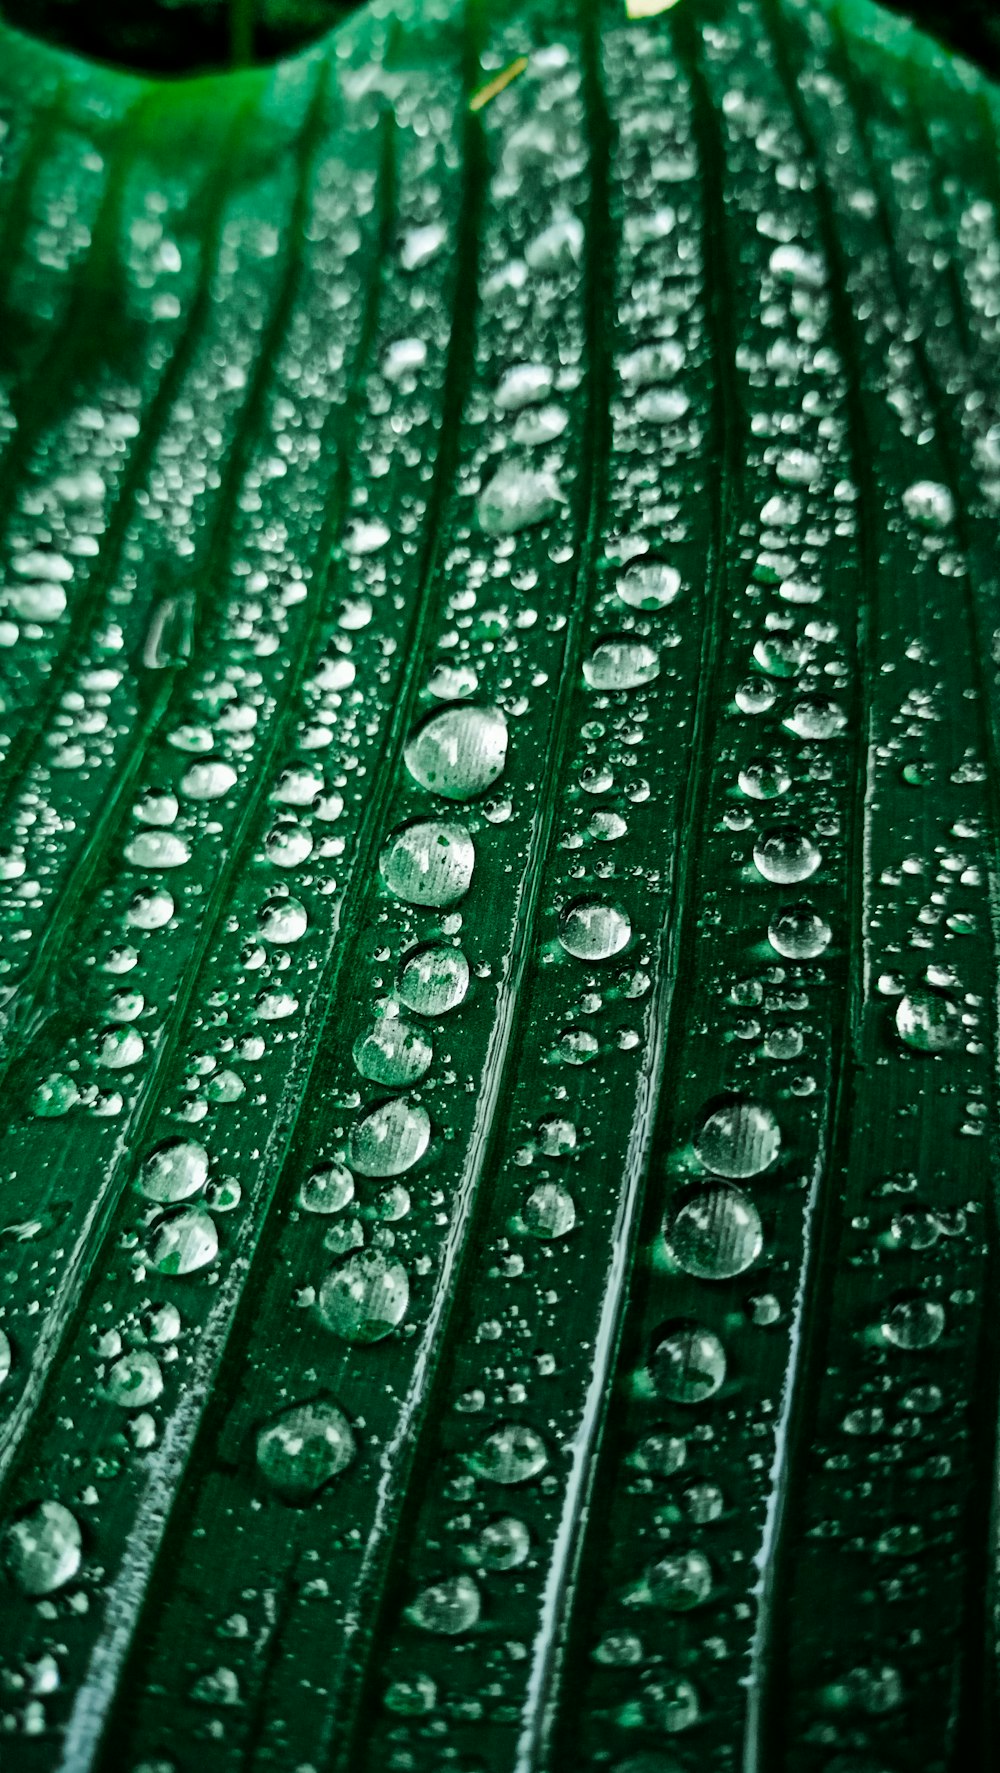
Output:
[149, 1208, 218, 1275]
[616, 561, 680, 610]
[583, 639, 660, 691]
[767, 902, 832, 960]
[407, 1573, 481, 1635]
[398, 945, 470, 1016]
[521, 1183, 576, 1239]
[895, 990, 962, 1053]
[881, 1297, 945, 1350]
[139, 1139, 209, 1204]
[4, 1503, 81, 1596]
[478, 460, 563, 534]
[650, 1323, 726, 1403]
[468, 1422, 548, 1484]
[103, 1350, 163, 1408]
[257, 897, 308, 945]
[353, 1016, 433, 1087]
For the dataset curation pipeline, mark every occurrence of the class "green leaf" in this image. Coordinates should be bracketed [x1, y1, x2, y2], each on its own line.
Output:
[0, 0, 999, 1768]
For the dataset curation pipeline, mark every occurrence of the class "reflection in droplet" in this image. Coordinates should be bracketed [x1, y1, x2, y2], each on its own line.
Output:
[380, 821, 475, 907]
[895, 990, 962, 1053]
[665, 1184, 762, 1279]
[650, 1323, 726, 1404]
[753, 826, 821, 885]
[693, 1096, 780, 1178]
[558, 898, 631, 960]
[256, 1399, 355, 1500]
[767, 902, 832, 960]
[349, 1098, 431, 1176]
[404, 705, 507, 801]
[398, 945, 470, 1016]
[317, 1250, 409, 1343]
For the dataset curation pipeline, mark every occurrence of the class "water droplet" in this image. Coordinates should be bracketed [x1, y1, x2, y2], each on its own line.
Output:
[256, 1399, 355, 1501]
[384, 1673, 437, 1715]
[476, 1516, 531, 1570]
[477, 461, 563, 534]
[735, 678, 776, 715]
[97, 1027, 144, 1069]
[767, 902, 832, 960]
[317, 1250, 409, 1342]
[407, 1573, 481, 1635]
[647, 1549, 713, 1610]
[125, 831, 190, 870]
[135, 790, 178, 827]
[616, 562, 680, 610]
[693, 1095, 780, 1178]
[903, 480, 954, 530]
[618, 340, 684, 385]
[665, 1184, 762, 1279]
[31, 1074, 80, 1118]
[496, 362, 554, 410]
[629, 1433, 686, 1477]
[139, 1139, 209, 1204]
[537, 1116, 576, 1156]
[149, 1208, 219, 1275]
[353, 1016, 433, 1087]
[895, 990, 962, 1053]
[583, 639, 660, 691]
[398, 945, 470, 1016]
[349, 1097, 430, 1177]
[753, 825, 821, 884]
[404, 705, 507, 801]
[558, 898, 631, 960]
[257, 897, 308, 945]
[557, 1027, 599, 1065]
[650, 1323, 726, 1403]
[738, 756, 791, 800]
[379, 821, 475, 907]
[783, 697, 847, 741]
[181, 758, 237, 799]
[521, 1183, 576, 1239]
[882, 1297, 945, 1350]
[126, 887, 174, 930]
[468, 1422, 548, 1484]
[4, 1503, 81, 1596]
[264, 821, 313, 869]
[103, 1350, 163, 1408]
[299, 1165, 354, 1216]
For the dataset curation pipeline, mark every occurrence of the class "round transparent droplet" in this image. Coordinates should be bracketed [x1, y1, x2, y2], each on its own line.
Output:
[5, 1503, 81, 1597]
[135, 789, 178, 827]
[97, 1027, 144, 1070]
[693, 1095, 780, 1178]
[557, 1027, 599, 1065]
[522, 1183, 576, 1239]
[665, 1184, 762, 1279]
[150, 1208, 219, 1276]
[379, 820, 475, 908]
[735, 678, 776, 715]
[258, 897, 308, 945]
[753, 825, 821, 885]
[616, 562, 680, 610]
[317, 1250, 409, 1343]
[629, 1432, 686, 1477]
[738, 756, 791, 800]
[181, 759, 237, 800]
[408, 1573, 481, 1636]
[476, 1516, 531, 1570]
[895, 990, 962, 1053]
[125, 831, 190, 870]
[558, 898, 631, 961]
[404, 705, 508, 802]
[882, 1297, 946, 1350]
[903, 479, 954, 530]
[537, 1116, 576, 1156]
[353, 1018, 433, 1087]
[643, 1675, 701, 1735]
[349, 1097, 430, 1177]
[126, 887, 174, 930]
[768, 903, 831, 960]
[477, 460, 562, 534]
[103, 1350, 163, 1408]
[265, 821, 312, 869]
[650, 1323, 726, 1404]
[583, 639, 660, 692]
[783, 696, 847, 741]
[468, 1422, 548, 1485]
[398, 945, 470, 1017]
[256, 1399, 355, 1501]
[384, 1673, 437, 1715]
[647, 1549, 713, 1610]
[139, 1138, 209, 1204]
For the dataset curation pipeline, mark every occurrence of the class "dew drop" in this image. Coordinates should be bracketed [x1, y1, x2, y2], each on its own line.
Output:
[583, 639, 660, 691]
[139, 1139, 208, 1204]
[257, 897, 308, 945]
[558, 898, 631, 960]
[895, 990, 962, 1053]
[299, 1165, 354, 1214]
[404, 705, 507, 801]
[665, 1184, 762, 1279]
[317, 1250, 409, 1343]
[408, 1573, 481, 1636]
[881, 1297, 945, 1350]
[693, 1095, 780, 1179]
[126, 887, 174, 930]
[521, 1183, 576, 1239]
[767, 902, 832, 960]
[536, 1116, 576, 1156]
[379, 821, 474, 908]
[476, 1516, 531, 1570]
[103, 1350, 163, 1408]
[468, 1422, 548, 1484]
[353, 1017, 433, 1087]
[647, 1549, 713, 1610]
[398, 945, 470, 1016]
[753, 825, 821, 884]
[149, 1208, 218, 1275]
[477, 460, 563, 534]
[738, 756, 791, 800]
[650, 1323, 726, 1403]
[4, 1503, 81, 1596]
[256, 1399, 355, 1501]
[783, 696, 847, 741]
[616, 562, 680, 611]
[125, 831, 190, 870]
[349, 1098, 430, 1176]
[181, 758, 237, 800]
[903, 480, 954, 530]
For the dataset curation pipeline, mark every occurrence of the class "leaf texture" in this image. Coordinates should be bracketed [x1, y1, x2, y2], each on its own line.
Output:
[0, 2, 998, 1770]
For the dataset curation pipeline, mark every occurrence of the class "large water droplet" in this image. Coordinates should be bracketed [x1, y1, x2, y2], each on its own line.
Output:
[139, 1139, 209, 1204]
[317, 1250, 409, 1342]
[476, 1515, 531, 1569]
[583, 639, 660, 691]
[181, 758, 237, 800]
[753, 825, 821, 884]
[103, 1350, 163, 1408]
[258, 897, 308, 945]
[4, 1502, 81, 1596]
[903, 480, 954, 530]
[783, 696, 846, 741]
[767, 902, 832, 960]
[398, 945, 470, 1016]
[353, 1016, 433, 1086]
[407, 1573, 481, 1635]
[149, 1208, 219, 1275]
[379, 821, 474, 907]
[895, 990, 962, 1053]
[558, 898, 631, 960]
[404, 705, 507, 801]
[349, 1097, 430, 1176]
[495, 362, 554, 410]
[126, 887, 174, 930]
[477, 461, 563, 534]
[647, 1549, 713, 1610]
[256, 1399, 355, 1501]
[738, 756, 791, 800]
[468, 1422, 548, 1484]
[881, 1297, 945, 1349]
[693, 1095, 780, 1178]
[521, 1183, 576, 1239]
[616, 562, 680, 610]
[299, 1164, 354, 1214]
[125, 831, 190, 870]
[665, 1184, 762, 1279]
[650, 1323, 726, 1403]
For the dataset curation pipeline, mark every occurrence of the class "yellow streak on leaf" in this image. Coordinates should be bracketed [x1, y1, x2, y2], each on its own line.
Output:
[625, 0, 681, 17]
[469, 56, 530, 113]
